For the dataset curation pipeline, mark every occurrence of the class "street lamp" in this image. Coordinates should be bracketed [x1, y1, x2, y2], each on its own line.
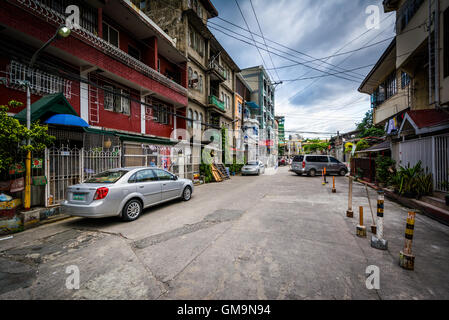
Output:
[24, 25, 71, 210]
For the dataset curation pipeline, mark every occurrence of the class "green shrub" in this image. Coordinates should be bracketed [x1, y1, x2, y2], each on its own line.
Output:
[390, 161, 433, 198]
[375, 155, 396, 184]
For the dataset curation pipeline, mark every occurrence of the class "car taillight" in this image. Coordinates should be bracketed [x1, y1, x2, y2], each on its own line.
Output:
[302, 161, 305, 168]
[94, 187, 109, 200]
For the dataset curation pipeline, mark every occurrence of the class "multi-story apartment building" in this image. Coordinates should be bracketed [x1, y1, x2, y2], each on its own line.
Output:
[241, 66, 277, 166]
[138, 0, 240, 168]
[236, 73, 257, 162]
[0, 0, 189, 203]
[358, 0, 449, 192]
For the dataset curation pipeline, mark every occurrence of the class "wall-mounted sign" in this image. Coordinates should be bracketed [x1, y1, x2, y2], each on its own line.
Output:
[32, 158, 43, 169]
[60, 151, 70, 156]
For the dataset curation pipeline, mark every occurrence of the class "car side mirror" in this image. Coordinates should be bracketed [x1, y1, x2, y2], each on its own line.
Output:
[173, 175, 178, 181]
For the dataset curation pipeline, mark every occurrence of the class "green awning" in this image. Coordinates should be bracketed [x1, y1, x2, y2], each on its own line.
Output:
[83, 127, 116, 136]
[116, 133, 177, 146]
[14, 93, 78, 123]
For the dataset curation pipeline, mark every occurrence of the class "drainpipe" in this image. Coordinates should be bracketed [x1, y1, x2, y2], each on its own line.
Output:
[434, 0, 440, 109]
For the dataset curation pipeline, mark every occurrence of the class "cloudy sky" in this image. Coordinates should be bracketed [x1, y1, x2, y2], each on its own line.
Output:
[208, 0, 396, 139]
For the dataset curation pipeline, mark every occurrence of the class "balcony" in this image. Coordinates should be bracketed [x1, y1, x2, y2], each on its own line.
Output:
[208, 95, 226, 113]
[208, 61, 227, 82]
[10, 0, 187, 96]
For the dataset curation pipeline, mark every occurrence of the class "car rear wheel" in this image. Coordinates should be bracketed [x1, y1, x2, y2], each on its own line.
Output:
[182, 186, 192, 201]
[309, 169, 316, 177]
[339, 169, 347, 176]
[122, 199, 142, 222]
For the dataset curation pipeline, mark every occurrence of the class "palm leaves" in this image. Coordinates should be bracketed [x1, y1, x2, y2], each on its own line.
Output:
[391, 161, 433, 198]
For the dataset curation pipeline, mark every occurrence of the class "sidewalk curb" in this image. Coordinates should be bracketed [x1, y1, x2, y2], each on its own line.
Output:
[353, 177, 449, 226]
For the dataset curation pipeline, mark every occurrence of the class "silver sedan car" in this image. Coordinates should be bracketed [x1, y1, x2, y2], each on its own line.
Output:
[62, 167, 194, 221]
[241, 160, 265, 176]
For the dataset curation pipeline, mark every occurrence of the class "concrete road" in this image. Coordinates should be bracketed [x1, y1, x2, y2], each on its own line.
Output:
[1, 167, 449, 300]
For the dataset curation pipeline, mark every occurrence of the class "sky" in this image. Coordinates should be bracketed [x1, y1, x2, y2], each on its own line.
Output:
[208, 0, 397, 139]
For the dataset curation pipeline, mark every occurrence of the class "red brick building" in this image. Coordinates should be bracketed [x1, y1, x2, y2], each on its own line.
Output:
[0, 0, 188, 168]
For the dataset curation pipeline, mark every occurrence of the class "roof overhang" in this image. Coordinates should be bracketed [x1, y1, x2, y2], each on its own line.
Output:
[104, 0, 186, 64]
[398, 112, 449, 136]
[383, 0, 401, 12]
[358, 38, 396, 94]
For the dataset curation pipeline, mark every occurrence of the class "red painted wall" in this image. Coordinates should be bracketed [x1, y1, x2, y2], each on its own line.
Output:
[0, 57, 81, 116]
[0, 2, 187, 107]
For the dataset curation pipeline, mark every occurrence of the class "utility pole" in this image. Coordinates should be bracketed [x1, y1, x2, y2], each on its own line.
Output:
[23, 25, 71, 210]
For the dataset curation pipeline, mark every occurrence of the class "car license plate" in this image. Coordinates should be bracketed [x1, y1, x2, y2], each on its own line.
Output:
[73, 193, 85, 201]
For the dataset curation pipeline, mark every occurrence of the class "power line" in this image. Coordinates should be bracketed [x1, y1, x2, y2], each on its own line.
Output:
[279, 13, 396, 104]
[208, 21, 366, 80]
[208, 25, 362, 83]
[248, 0, 281, 82]
[234, 0, 275, 81]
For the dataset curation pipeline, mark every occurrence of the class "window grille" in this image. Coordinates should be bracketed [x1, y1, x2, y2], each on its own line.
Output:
[7, 60, 71, 99]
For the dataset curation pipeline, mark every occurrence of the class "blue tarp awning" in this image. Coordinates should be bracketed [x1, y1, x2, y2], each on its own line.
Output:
[246, 101, 260, 110]
[44, 114, 89, 127]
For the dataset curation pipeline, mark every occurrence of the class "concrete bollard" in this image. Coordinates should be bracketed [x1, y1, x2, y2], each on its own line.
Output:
[399, 211, 416, 270]
[357, 206, 367, 237]
[346, 177, 354, 218]
[332, 176, 336, 193]
[371, 190, 388, 250]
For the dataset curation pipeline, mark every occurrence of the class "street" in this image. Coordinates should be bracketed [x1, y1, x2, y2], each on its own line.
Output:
[1, 167, 448, 300]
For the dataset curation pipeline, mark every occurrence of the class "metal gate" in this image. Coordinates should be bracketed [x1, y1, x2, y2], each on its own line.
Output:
[396, 134, 449, 192]
[435, 135, 449, 192]
[47, 146, 82, 205]
[46, 146, 121, 205]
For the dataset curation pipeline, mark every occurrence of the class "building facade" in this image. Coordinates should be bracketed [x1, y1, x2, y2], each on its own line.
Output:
[358, 0, 449, 192]
[0, 0, 190, 204]
[138, 0, 240, 168]
[241, 65, 277, 166]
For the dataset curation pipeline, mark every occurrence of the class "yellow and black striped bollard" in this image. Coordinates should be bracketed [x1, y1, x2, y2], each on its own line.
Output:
[371, 190, 388, 250]
[400, 211, 416, 270]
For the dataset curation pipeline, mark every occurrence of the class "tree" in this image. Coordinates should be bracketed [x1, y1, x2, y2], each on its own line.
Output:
[0, 100, 55, 173]
[356, 109, 384, 138]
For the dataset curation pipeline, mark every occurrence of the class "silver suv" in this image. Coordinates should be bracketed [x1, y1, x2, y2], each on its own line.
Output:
[291, 155, 348, 177]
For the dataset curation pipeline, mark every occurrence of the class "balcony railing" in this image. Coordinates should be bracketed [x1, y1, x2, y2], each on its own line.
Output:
[10, 0, 187, 96]
[208, 61, 227, 81]
[208, 95, 225, 112]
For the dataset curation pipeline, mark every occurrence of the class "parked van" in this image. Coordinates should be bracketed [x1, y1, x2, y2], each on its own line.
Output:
[291, 155, 348, 177]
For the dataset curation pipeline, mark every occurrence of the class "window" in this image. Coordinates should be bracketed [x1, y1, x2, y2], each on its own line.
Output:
[193, 71, 198, 89]
[187, 109, 193, 128]
[85, 170, 128, 183]
[401, 71, 411, 88]
[445, 7, 449, 78]
[188, 25, 205, 57]
[134, 170, 158, 183]
[153, 169, 175, 181]
[128, 45, 140, 61]
[139, 0, 146, 10]
[193, 111, 198, 129]
[199, 113, 203, 129]
[199, 75, 203, 93]
[157, 59, 161, 73]
[154, 104, 168, 124]
[102, 22, 119, 47]
[293, 156, 304, 162]
[398, 0, 425, 31]
[329, 157, 340, 164]
[104, 85, 115, 111]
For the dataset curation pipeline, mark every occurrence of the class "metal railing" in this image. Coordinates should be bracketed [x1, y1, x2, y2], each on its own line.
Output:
[7, 60, 72, 99]
[10, 0, 187, 96]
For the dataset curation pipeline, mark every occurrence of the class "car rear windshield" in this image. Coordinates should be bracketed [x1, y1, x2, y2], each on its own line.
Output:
[292, 156, 304, 162]
[84, 170, 128, 183]
[247, 161, 258, 166]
